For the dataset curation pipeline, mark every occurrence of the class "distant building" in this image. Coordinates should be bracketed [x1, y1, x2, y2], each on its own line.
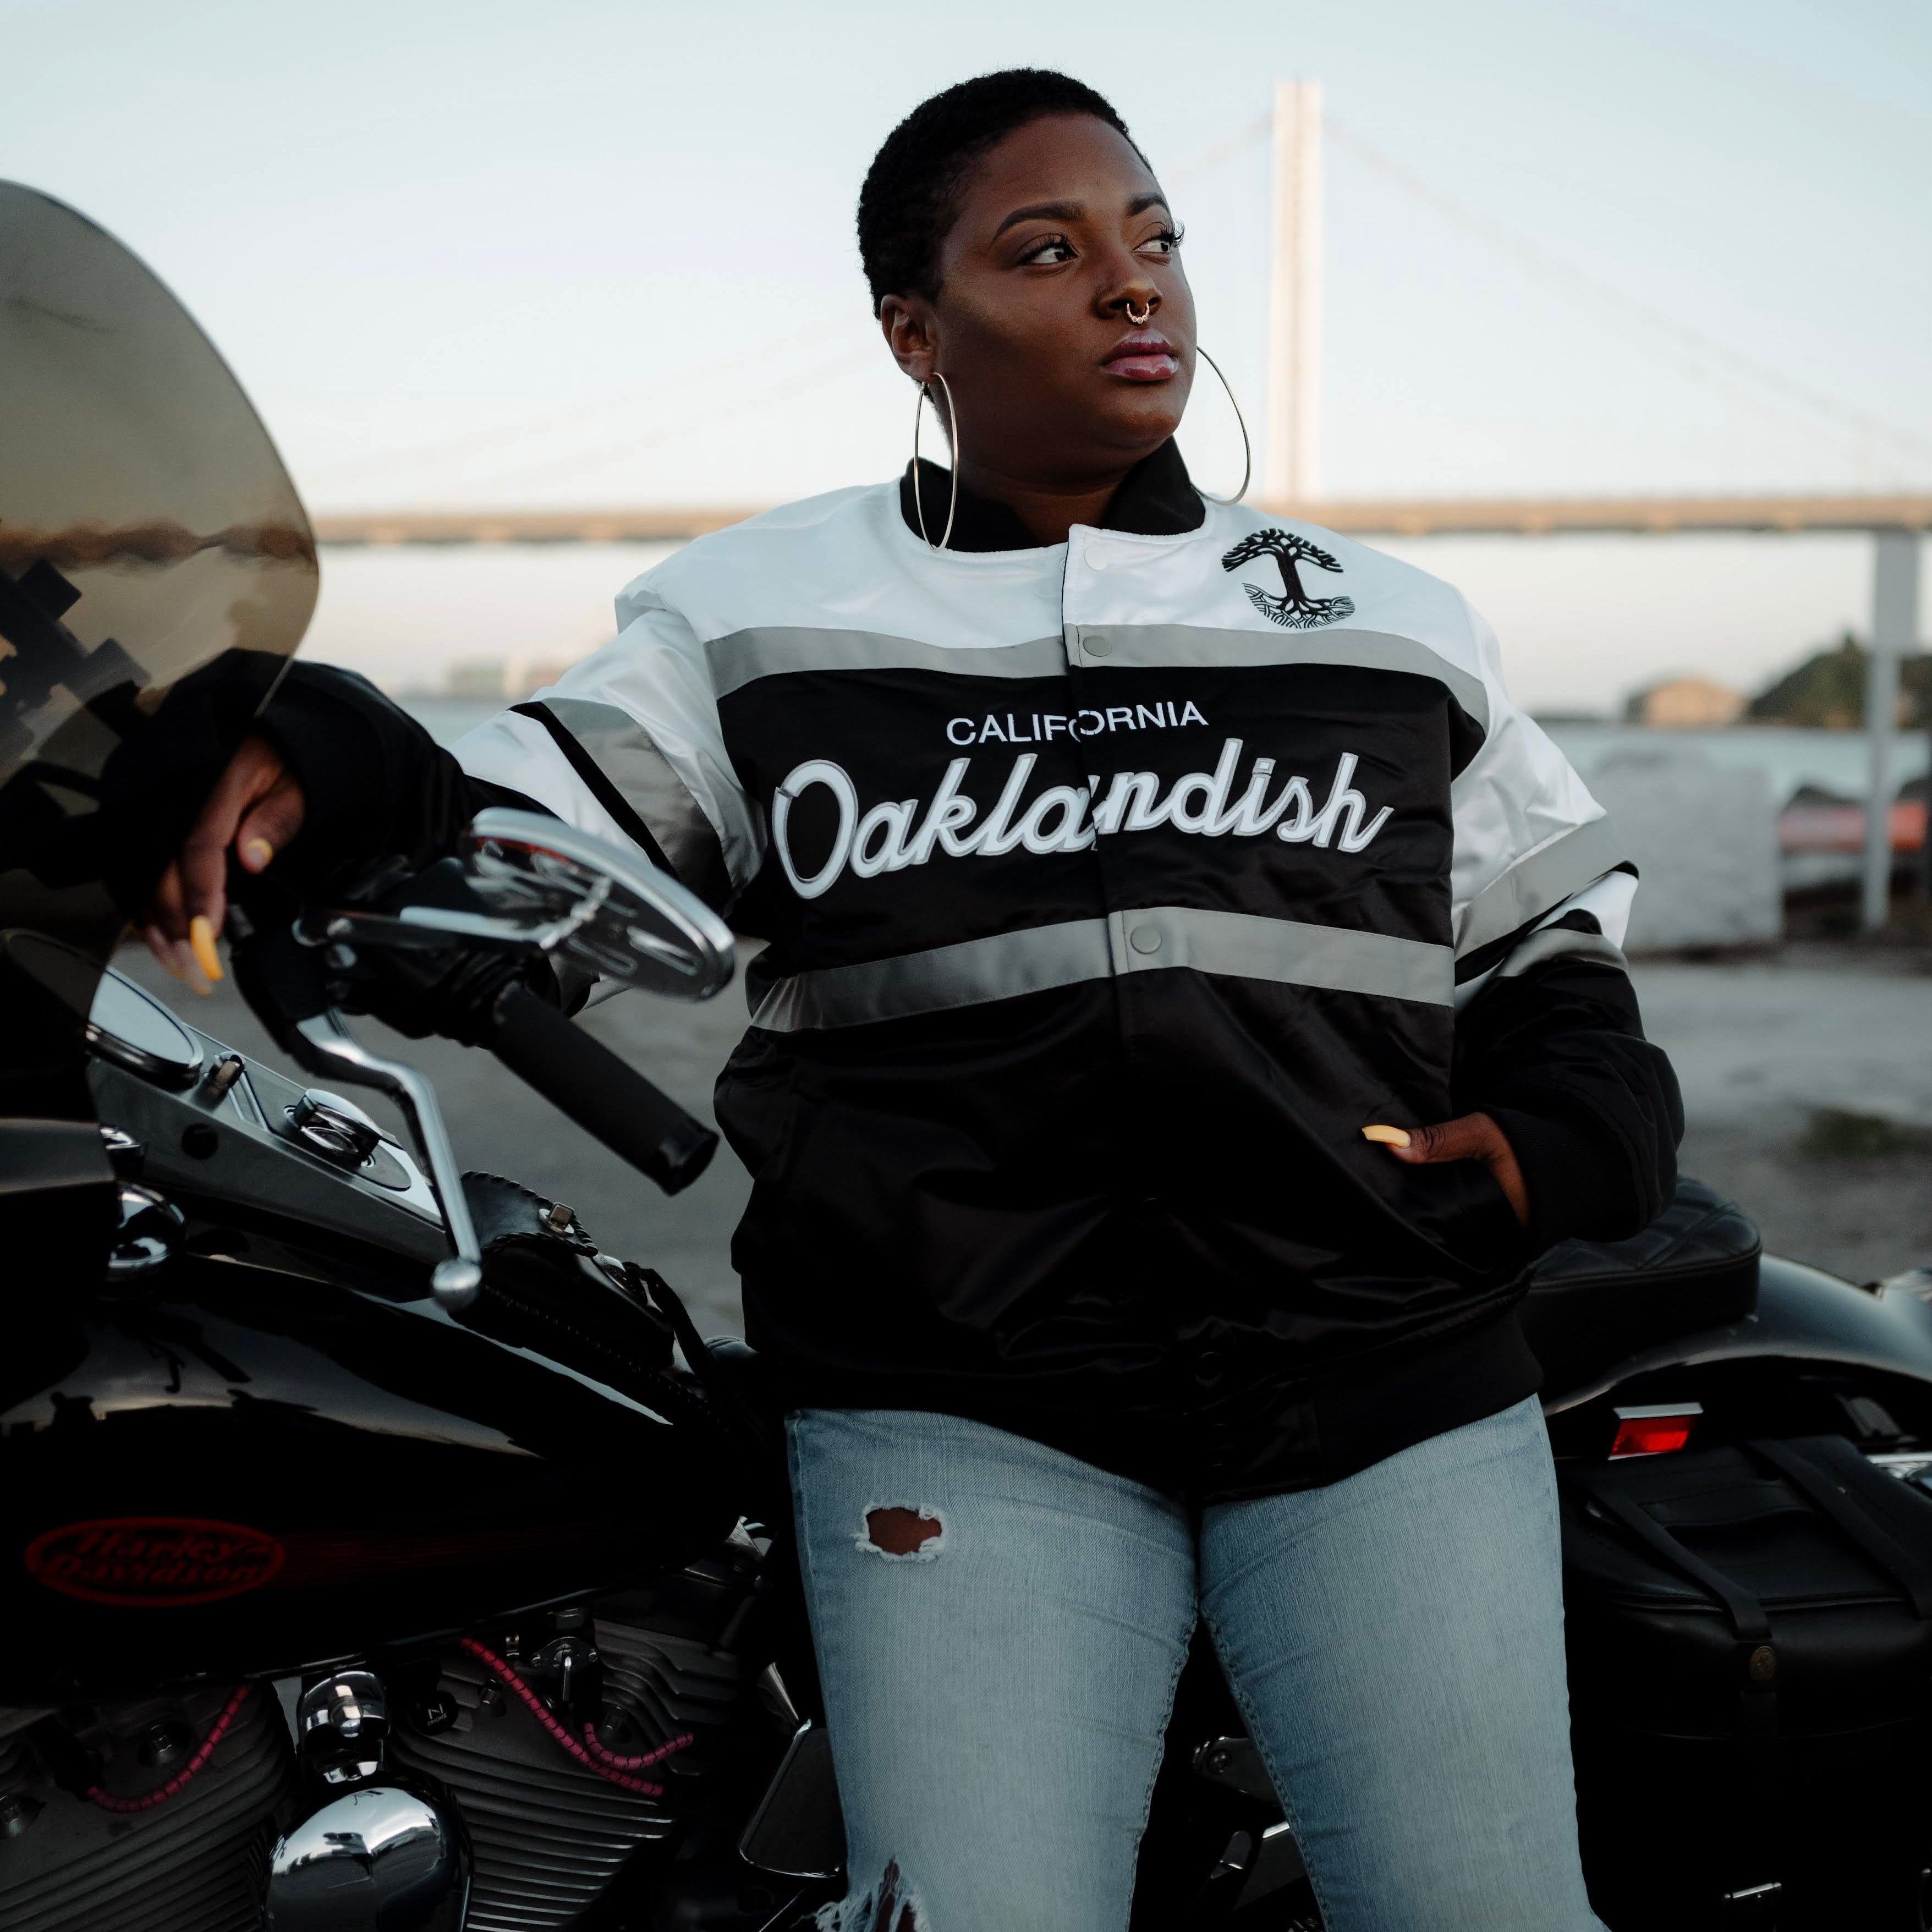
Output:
[441, 654, 587, 701]
[1623, 678, 1746, 728]
[443, 658, 508, 700]
[503, 655, 578, 700]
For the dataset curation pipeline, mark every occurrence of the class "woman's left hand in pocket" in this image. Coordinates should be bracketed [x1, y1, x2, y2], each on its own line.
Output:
[1363, 1113, 1529, 1227]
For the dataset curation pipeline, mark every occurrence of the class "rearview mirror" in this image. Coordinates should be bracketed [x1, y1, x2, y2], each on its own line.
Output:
[462, 809, 736, 1003]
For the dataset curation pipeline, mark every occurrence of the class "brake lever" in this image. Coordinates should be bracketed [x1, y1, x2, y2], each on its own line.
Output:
[228, 901, 485, 1311]
[294, 855, 612, 959]
[288, 1010, 484, 1313]
[294, 902, 578, 953]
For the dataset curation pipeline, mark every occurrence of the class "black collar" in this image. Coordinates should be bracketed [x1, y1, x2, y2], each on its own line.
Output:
[899, 437, 1205, 552]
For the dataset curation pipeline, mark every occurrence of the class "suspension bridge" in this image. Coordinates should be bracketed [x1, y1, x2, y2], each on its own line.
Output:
[306, 81, 1930, 931]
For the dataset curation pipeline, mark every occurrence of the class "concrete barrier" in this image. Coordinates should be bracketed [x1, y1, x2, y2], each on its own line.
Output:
[1587, 745, 1782, 951]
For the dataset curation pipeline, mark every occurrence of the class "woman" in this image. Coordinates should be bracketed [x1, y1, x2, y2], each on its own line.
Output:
[149, 70, 1678, 1931]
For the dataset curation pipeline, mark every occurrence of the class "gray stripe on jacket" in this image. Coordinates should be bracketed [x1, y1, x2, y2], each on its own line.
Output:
[1455, 817, 1627, 958]
[539, 697, 733, 911]
[748, 907, 1453, 1032]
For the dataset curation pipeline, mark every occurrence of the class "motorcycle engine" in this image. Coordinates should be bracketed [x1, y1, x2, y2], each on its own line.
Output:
[385, 1529, 783, 1932]
[0, 1682, 297, 1932]
[0, 1533, 787, 1931]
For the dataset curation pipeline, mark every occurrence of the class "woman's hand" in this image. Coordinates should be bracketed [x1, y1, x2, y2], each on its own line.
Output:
[140, 733, 305, 992]
[1363, 1113, 1529, 1227]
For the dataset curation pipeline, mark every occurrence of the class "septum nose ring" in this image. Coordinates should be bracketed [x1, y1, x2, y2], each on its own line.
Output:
[1125, 299, 1152, 327]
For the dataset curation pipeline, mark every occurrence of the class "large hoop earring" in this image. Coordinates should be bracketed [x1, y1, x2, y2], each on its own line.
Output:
[1193, 348, 1252, 506]
[911, 372, 960, 552]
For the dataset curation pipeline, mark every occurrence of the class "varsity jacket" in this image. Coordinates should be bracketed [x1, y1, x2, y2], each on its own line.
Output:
[262, 442, 1681, 1501]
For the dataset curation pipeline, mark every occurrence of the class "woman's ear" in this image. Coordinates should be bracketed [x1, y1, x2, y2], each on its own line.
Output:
[880, 295, 938, 384]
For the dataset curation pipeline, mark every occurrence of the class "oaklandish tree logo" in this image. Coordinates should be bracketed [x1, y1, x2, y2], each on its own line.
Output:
[1222, 529, 1356, 630]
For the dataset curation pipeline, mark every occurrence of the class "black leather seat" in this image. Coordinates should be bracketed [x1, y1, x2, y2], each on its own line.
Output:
[1519, 1176, 1761, 1396]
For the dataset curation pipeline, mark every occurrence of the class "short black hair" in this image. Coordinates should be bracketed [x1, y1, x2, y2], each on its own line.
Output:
[857, 69, 1144, 315]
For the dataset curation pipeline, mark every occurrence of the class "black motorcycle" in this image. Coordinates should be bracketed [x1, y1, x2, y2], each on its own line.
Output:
[7, 181, 1932, 1932]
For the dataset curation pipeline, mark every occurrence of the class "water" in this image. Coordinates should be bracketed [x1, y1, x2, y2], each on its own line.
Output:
[397, 697, 1928, 810]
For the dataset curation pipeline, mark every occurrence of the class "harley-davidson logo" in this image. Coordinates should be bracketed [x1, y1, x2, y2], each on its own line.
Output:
[24, 1517, 284, 1607]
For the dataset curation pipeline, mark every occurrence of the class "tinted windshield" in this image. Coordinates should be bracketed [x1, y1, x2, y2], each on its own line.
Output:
[0, 181, 316, 960]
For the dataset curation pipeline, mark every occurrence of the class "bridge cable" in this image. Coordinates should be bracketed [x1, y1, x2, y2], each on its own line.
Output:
[1326, 115, 1930, 470]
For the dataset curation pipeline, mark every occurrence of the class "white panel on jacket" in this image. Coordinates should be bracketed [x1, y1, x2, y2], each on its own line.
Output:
[1545, 869, 1638, 948]
[1448, 600, 1615, 949]
[452, 597, 764, 894]
[625, 484, 1067, 655]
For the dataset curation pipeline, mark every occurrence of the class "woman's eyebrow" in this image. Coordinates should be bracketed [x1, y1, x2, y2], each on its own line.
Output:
[992, 190, 1171, 239]
[994, 199, 1083, 238]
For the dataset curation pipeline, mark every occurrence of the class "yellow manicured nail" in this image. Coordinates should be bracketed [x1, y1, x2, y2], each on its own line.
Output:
[149, 930, 188, 981]
[1362, 1123, 1412, 1148]
[189, 914, 224, 985]
[175, 941, 212, 996]
[243, 837, 273, 869]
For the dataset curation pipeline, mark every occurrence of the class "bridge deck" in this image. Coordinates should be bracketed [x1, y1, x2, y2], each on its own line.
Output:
[310, 495, 1932, 547]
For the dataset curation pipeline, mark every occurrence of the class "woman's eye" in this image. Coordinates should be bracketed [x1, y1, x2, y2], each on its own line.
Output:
[1137, 229, 1182, 260]
[1020, 237, 1076, 266]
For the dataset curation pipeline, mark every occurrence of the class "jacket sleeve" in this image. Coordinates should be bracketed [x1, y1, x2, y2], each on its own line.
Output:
[1446, 604, 1683, 1252]
[449, 583, 761, 919]
[259, 568, 759, 931]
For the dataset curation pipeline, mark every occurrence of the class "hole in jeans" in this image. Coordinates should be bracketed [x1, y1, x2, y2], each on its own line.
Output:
[814, 1856, 920, 1931]
[858, 1505, 944, 1560]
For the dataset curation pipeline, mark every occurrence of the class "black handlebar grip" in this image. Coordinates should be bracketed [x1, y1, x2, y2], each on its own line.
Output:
[484, 986, 718, 1195]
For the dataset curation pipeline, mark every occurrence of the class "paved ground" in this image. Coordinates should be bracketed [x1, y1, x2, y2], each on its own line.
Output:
[118, 940, 1932, 1335]
[1633, 946, 1932, 1287]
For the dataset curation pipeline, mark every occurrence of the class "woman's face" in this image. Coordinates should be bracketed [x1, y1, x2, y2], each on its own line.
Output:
[883, 113, 1195, 489]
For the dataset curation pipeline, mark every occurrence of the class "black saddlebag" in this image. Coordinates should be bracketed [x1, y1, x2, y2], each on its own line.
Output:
[1560, 1434, 1932, 1930]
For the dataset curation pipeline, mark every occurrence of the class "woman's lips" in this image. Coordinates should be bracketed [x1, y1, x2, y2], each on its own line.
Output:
[1102, 331, 1179, 382]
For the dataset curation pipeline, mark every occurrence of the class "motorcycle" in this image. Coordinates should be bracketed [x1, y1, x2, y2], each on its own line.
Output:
[6, 179, 1932, 1932]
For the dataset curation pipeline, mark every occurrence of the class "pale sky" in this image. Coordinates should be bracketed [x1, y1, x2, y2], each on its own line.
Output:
[3, 0, 1926, 711]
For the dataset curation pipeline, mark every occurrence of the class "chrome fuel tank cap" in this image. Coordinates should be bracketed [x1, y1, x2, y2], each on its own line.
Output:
[288, 1089, 383, 1166]
[281, 1088, 414, 1191]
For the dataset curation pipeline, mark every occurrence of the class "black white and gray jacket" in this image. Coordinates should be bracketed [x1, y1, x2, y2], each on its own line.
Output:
[269, 442, 1680, 1501]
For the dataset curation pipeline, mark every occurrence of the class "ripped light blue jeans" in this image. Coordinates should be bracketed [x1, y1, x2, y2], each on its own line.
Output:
[787, 1397, 1603, 1932]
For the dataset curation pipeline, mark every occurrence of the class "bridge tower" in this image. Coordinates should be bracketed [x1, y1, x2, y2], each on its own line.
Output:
[1265, 79, 1324, 507]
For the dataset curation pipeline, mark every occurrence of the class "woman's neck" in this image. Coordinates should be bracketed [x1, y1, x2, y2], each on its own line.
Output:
[953, 457, 1136, 547]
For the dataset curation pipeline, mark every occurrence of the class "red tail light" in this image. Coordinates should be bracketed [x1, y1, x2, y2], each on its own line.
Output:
[1610, 1403, 1703, 1459]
